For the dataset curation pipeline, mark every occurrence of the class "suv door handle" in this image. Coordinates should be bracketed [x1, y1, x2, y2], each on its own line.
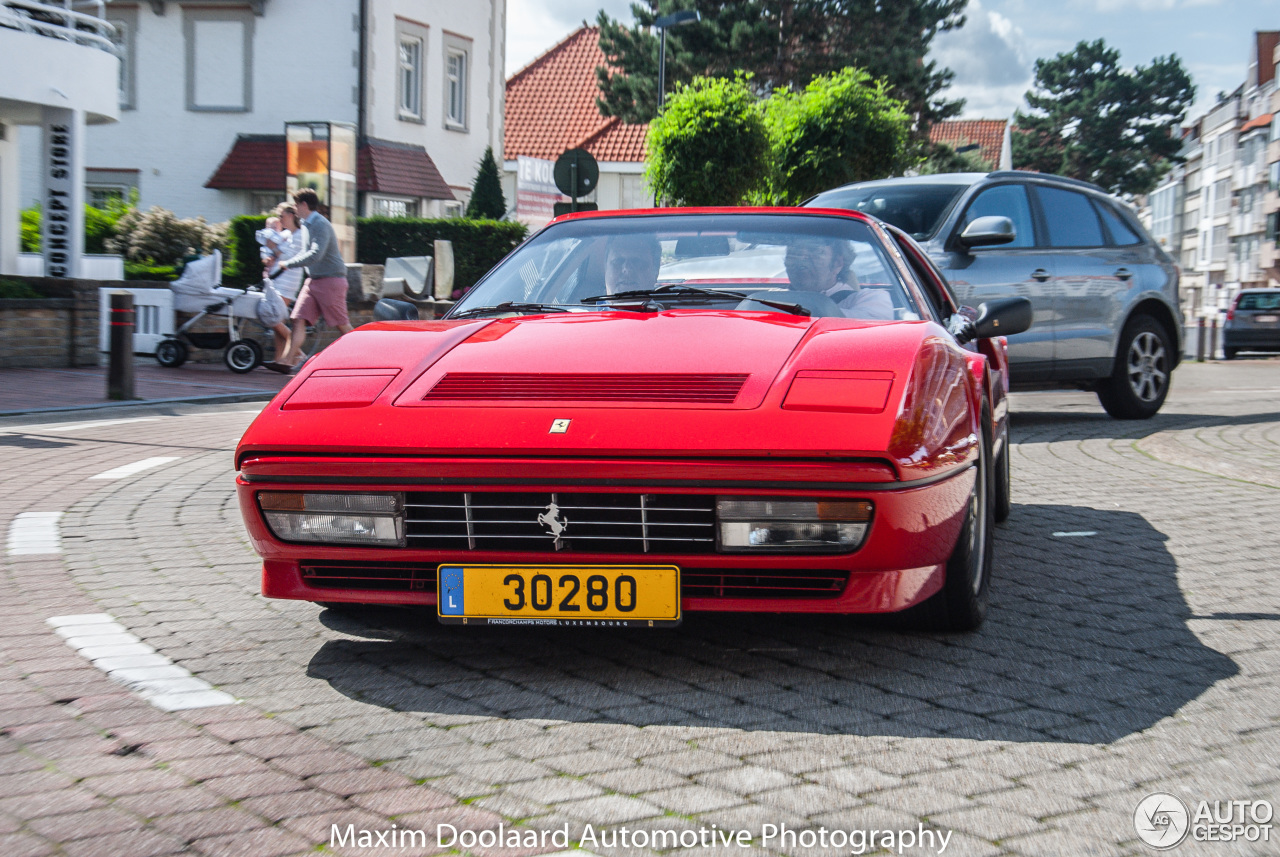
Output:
[1115, 267, 1133, 281]
[1030, 269, 1051, 282]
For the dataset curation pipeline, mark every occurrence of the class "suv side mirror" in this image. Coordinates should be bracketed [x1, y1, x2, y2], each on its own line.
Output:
[950, 297, 1032, 344]
[957, 216, 1016, 250]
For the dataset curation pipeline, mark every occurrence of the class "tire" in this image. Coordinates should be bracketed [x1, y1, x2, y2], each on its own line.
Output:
[993, 429, 1012, 524]
[224, 339, 263, 374]
[1223, 348, 1237, 361]
[912, 407, 994, 632]
[1096, 315, 1173, 419]
[155, 338, 188, 368]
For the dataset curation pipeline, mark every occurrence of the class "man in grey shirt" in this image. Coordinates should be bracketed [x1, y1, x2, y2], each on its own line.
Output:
[268, 188, 353, 372]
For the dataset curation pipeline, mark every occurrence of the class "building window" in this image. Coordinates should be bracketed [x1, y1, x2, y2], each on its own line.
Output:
[446, 51, 467, 127]
[372, 197, 415, 218]
[250, 192, 286, 214]
[1213, 179, 1230, 217]
[184, 10, 253, 112]
[1211, 226, 1228, 263]
[108, 8, 137, 110]
[398, 37, 423, 120]
[442, 201, 464, 218]
[87, 186, 125, 209]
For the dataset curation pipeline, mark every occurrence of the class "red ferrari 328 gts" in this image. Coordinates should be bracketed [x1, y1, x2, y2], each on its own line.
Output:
[236, 209, 1031, 632]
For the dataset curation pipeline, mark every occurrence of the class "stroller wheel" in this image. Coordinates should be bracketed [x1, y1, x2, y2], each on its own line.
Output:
[155, 339, 188, 368]
[224, 339, 263, 374]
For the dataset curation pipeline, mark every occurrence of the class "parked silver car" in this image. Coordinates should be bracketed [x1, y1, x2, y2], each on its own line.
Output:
[1224, 289, 1280, 359]
[806, 172, 1182, 418]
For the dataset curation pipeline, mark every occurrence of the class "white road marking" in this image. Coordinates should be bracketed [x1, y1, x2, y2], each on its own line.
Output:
[90, 456, 180, 480]
[1052, 530, 1098, 538]
[7, 512, 63, 555]
[0, 417, 160, 435]
[46, 613, 237, 711]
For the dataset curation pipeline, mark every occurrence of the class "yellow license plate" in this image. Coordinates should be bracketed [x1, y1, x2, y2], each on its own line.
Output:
[437, 565, 681, 627]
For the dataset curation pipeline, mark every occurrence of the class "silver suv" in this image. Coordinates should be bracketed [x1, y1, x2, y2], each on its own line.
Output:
[806, 172, 1182, 419]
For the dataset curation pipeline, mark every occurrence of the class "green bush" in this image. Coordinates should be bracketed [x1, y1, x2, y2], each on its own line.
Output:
[357, 218, 527, 292]
[225, 215, 267, 286]
[124, 262, 180, 281]
[645, 74, 771, 206]
[0, 278, 41, 299]
[21, 193, 137, 254]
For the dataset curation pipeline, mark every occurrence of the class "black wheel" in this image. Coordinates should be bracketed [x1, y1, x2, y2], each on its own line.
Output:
[1223, 347, 1237, 361]
[1096, 315, 1173, 419]
[911, 408, 993, 632]
[155, 338, 188, 368]
[224, 339, 263, 373]
[993, 429, 1012, 524]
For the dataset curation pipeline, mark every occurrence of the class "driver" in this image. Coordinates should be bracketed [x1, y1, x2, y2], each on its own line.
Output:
[604, 234, 662, 294]
[784, 236, 894, 320]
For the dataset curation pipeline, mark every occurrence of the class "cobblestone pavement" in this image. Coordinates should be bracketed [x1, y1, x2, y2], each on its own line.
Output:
[1, 360, 1278, 856]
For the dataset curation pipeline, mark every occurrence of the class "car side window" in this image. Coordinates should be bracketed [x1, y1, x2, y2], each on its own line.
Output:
[1037, 186, 1106, 248]
[958, 184, 1035, 248]
[1094, 201, 1143, 246]
[890, 233, 948, 322]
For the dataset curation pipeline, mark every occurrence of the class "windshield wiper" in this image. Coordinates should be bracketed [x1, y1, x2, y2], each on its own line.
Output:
[581, 284, 747, 303]
[449, 302, 573, 319]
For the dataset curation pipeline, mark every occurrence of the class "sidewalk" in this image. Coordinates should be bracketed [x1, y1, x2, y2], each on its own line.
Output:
[0, 361, 290, 415]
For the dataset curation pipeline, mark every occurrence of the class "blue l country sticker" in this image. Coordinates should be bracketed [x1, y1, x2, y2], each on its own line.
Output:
[439, 567, 464, 615]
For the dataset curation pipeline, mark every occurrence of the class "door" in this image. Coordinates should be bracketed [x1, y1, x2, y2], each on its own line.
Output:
[940, 183, 1057, 377]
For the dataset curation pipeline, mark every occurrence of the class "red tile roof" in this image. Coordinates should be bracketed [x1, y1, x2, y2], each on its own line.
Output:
[929, 119, 1008, 168]
[205, 135, 454, 200]
[505, 25, 648, 163]
[1241, 113, 1274, 134]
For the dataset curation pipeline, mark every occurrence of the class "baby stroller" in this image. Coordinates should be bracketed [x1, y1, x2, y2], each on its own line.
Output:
[155, 251, 285, 373]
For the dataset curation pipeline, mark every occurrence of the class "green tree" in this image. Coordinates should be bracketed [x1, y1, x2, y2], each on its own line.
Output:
[1013, 39, 1194, 196]
[763, 67, 913, 204]
[466, 146, 507, 219]
[644, 74, 770, 206]
[597, 0, 967, 139]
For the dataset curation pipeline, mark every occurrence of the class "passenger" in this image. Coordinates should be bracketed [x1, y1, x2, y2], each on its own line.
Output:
[604, 234, 662, 294]
[783, 236, 894, 320]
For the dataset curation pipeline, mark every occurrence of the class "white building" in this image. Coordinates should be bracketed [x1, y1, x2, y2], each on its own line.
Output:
[20, 0, 506, 222]
[1, 1, 120, 276]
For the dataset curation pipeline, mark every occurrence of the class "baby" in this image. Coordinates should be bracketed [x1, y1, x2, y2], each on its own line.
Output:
[255, 216, 288, 263]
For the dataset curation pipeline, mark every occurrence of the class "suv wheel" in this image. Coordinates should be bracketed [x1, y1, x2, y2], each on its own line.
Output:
[1097, 315, 1172, 419]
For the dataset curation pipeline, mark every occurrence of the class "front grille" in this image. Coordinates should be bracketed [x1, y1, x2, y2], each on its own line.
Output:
[301, 561, 437, 592]
[423, 373, 749, 403]
[301, 560, 843, 599]
[404, 491, 717, 554]
[681, 568, 848, 599]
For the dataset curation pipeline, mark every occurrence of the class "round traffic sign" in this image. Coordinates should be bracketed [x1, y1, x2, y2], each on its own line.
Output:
[553, 148, 599, 198]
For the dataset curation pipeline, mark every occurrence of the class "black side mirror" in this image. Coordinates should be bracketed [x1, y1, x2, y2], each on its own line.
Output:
[956, 216, 1016, 250]
[950, 297, 1032, 344]
[373, 298, 420, 321]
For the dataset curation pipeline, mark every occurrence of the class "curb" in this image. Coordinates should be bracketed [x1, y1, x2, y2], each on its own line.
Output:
[0, 391, 277, 418]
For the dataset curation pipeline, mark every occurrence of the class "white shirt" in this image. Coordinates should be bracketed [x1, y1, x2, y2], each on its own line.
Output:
[824, 283, 895, 320]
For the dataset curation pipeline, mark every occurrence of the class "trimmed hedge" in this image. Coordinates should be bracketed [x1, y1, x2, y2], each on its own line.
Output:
[225, 215, 529, 290]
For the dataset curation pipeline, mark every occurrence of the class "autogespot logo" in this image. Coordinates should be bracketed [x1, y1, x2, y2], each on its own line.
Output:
[1135, 793, 1190, 850]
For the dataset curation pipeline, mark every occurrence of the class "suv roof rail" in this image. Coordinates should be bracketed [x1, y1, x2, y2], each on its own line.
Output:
[987, 170, 1108, 195]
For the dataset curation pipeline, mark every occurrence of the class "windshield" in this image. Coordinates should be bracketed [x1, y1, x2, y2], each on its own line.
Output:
[805, 184, 967, 240]
[448, 213, 918, 321]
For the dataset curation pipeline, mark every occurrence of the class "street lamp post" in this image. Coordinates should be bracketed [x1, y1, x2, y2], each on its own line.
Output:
[653, 9, 700, 206]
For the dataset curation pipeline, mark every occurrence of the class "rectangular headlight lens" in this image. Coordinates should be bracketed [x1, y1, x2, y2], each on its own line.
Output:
[717, 497, 872, 552]
[258, 492, 404, 546]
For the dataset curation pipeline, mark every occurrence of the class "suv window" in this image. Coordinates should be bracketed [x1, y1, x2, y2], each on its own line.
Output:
[1094, 201, 1142, 246]
[1037, 186, 1105, 247]
[807, 184, 966, 240]
[959, 184, 1034, 248]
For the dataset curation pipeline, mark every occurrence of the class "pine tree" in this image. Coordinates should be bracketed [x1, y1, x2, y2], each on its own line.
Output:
[466, 147, 507, 220]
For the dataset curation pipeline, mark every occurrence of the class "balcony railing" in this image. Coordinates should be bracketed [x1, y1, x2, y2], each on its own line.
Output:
[0, 0, 117, 55]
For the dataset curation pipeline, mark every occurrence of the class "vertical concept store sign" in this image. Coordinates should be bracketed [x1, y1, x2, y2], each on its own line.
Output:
[515, 156, 562, 229]
[43, 107, 85, 279]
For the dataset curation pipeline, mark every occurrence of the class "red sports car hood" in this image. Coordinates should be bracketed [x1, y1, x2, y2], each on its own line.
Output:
[236, 310, 969, 477]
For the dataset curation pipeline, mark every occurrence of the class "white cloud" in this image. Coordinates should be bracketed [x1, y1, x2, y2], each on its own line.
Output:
[506, 0, 636, 75]
[930, 0, 1034, 119]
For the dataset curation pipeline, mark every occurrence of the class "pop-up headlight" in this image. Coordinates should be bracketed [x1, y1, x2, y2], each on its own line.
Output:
[258, 492, 404, 547]
[717, 498, 872, 552]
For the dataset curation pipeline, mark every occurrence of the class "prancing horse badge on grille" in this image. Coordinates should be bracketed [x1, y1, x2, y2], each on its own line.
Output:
[549, 419, 571, 433]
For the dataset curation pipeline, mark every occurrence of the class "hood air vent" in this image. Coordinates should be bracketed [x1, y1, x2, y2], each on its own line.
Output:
[423, 373, 749, 404]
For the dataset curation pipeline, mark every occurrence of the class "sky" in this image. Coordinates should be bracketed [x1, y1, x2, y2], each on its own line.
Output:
[506, 0, 1279, 123]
